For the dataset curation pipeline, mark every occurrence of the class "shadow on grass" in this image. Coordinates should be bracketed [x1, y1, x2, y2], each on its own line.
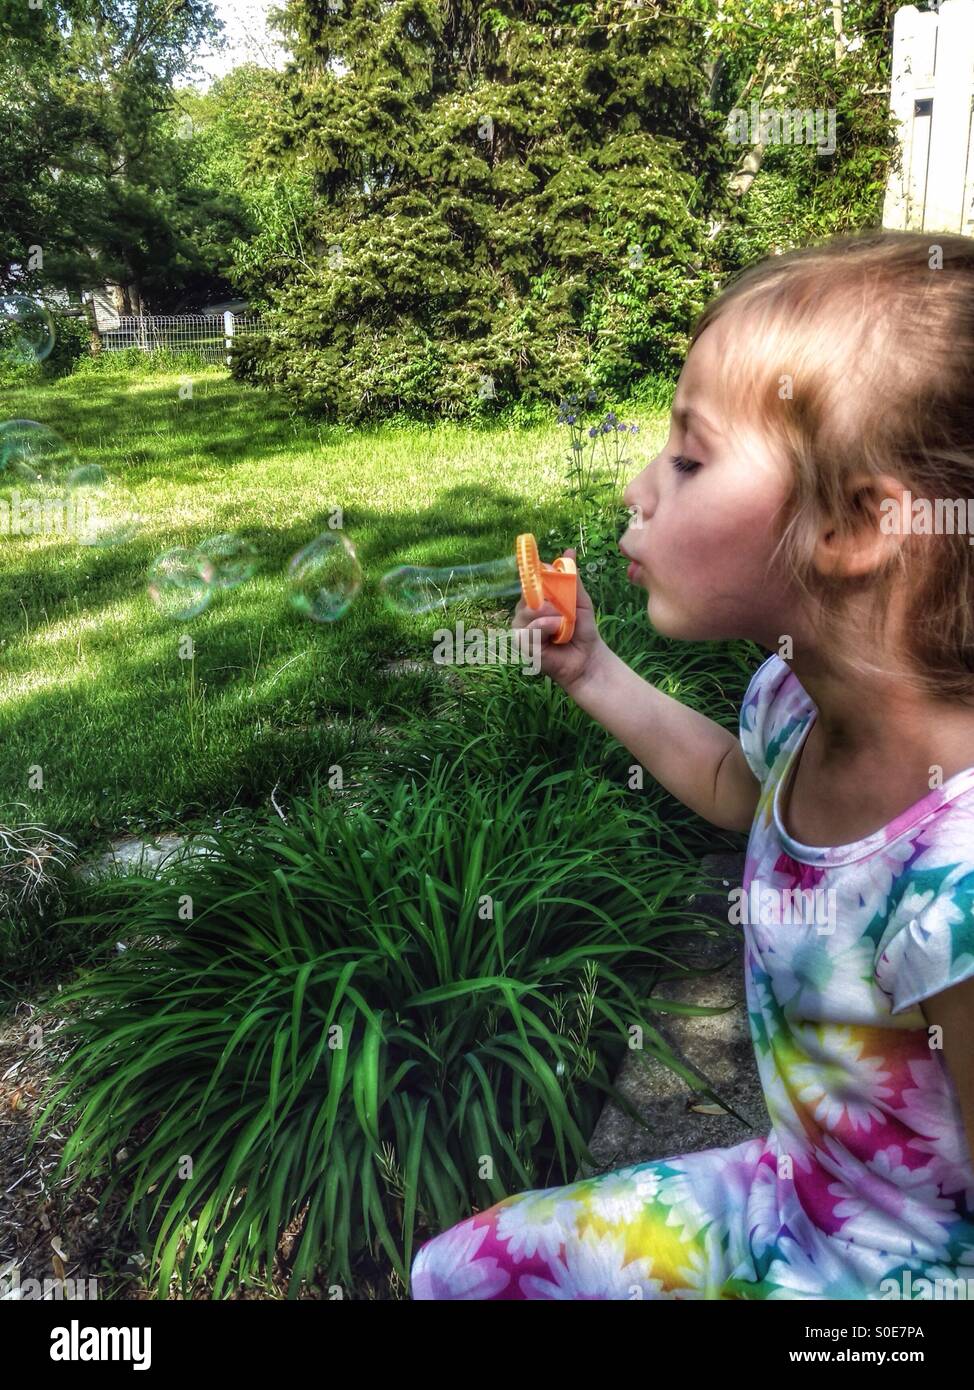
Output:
[0, 479, 585, 846]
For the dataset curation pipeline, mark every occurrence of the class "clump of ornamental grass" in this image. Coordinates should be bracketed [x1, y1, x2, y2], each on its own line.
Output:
[32, 752, 731, 1298]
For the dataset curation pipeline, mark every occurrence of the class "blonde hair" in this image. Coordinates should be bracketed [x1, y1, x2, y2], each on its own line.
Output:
[690, 229, 974, 701]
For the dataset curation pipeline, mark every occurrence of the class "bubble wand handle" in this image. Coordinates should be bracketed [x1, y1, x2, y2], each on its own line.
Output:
[515, 533, 577, 644]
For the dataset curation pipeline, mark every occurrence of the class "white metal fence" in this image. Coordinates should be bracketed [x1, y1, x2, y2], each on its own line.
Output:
[99, 312, 263, 364]
[883, 0, 974, 235]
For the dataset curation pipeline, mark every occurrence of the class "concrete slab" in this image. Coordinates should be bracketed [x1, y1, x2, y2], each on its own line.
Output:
[578, 851, 769, 1178]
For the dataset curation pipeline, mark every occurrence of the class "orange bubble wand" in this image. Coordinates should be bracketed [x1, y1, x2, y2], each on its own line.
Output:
[515, 533, 577, 644]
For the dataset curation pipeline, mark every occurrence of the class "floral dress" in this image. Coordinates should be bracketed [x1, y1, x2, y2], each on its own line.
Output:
[409, 652, 974, 1299]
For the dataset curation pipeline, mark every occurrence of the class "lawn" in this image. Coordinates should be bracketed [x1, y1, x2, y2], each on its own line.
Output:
[1, 360, 674, 854]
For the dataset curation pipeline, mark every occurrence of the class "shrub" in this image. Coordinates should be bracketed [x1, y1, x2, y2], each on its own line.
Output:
[0, 307, 90, 386]
[43, 309, 90, 377]
[34, 752, 730, 1298]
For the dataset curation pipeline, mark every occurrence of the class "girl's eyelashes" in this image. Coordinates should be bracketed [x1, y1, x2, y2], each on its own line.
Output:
[670, 453, 702, 474]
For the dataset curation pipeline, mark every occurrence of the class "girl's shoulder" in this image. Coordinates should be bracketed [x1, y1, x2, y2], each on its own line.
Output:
[739, 651, 815, 787]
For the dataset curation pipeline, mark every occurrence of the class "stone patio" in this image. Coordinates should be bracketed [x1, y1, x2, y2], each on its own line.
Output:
[578, 851, 769, 1177]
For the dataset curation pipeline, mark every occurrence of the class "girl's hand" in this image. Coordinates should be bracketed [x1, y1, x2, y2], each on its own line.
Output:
[511, 548, 610, 693]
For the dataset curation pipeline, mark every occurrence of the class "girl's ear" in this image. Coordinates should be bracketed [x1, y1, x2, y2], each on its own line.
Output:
[813, 473, 910, 580]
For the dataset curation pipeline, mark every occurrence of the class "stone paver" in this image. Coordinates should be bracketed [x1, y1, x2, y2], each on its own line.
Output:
[578, 851, 769, 1178]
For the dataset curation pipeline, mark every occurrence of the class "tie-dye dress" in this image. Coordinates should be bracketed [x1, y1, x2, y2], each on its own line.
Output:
[410, 652, 974, 1299]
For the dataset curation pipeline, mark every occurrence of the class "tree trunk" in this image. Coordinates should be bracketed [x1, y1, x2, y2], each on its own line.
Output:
[832, 1, 845, 66]
[727, 55, 802, 199]
[83, 297, 102, 354]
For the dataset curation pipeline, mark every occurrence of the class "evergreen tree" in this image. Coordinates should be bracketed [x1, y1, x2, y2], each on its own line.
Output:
[237, 0, 734, 421]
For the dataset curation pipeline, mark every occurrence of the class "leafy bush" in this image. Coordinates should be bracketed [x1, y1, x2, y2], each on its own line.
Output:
[34, 753, 730, 1298]
[0, 307, 89, 386]
[43, 309, 90, 377]
[230, 3, 730, 423]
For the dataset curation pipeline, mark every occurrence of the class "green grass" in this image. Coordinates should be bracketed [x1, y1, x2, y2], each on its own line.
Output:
[0, 362, 674, 853]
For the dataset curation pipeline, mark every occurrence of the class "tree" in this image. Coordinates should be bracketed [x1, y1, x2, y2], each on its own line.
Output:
[0, 0, 248, 310]
[678, 0, 900, 268]
[234, 0, 736, 422]
[175, 65, 317, 305]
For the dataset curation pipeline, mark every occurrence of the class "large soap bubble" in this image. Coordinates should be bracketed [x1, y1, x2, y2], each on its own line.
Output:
[147, 548, 217, 620]
[0, 419, 74, 483]
[0, 295, 55, 363]
[0, 419, 77, 538]
[379, 555, 522, 615]
[288, 531, 362, 622]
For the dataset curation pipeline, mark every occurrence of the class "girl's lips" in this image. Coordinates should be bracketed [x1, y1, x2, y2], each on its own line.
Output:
[627, 560, 641, 582]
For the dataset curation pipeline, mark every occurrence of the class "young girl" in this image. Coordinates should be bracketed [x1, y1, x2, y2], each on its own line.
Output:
[410, 230, 974, 1300]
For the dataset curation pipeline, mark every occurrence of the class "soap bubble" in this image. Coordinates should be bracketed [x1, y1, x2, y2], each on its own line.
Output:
[379, 555, 521, 614]
[288, 531, 362, 623]
[67, 464, 142, 546]
[0, 295, 55, 363]
[199, 533, 258, 588]
[0, 419, 74, 485]
[147, 548, 217, 620]
[0, 420, 77, 537]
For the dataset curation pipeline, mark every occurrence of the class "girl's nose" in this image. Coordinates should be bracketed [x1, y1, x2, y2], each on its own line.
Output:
[623, 459, 658, 518]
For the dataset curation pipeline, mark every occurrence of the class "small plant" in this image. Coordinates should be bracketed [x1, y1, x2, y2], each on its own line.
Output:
[556, 389, 640, 599]
[0, 807, 76, 916]
[183, 652, 208, 752]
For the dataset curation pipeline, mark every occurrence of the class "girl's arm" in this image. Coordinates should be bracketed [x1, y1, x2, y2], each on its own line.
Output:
[565, 645, 763, 834]
[920, 979, 974, 1169]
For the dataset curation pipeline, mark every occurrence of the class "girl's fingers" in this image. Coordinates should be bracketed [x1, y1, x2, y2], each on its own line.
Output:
[515, 601, 559, 629]
[527, 616, 563, 636]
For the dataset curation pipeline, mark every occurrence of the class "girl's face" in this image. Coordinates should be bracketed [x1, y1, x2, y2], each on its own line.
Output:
[619, 317, 799, 647]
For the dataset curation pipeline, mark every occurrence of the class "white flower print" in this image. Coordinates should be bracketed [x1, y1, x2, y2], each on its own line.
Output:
[410, 1219, 512, 1299]
[787, 1026, 893, 1135]
[763, 1229, 872, 1299]
[587, 1164, 663, 1224]
[901, 1056, 974, 1206]
[517, 1228, 660, 1300]
[819, 1135, 956, 1257]
[745, 1153, 784, 1261]
[654, 1141, 763, 1250]
[493, 1186, 588, 1264]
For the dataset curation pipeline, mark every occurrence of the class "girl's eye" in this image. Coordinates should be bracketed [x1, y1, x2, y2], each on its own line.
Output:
[670, 454, 701, 474]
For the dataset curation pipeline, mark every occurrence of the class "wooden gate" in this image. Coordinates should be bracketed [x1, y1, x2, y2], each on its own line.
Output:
[883, 0, 974, 235]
